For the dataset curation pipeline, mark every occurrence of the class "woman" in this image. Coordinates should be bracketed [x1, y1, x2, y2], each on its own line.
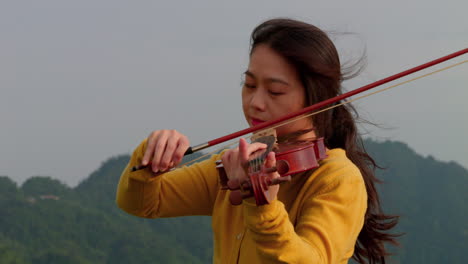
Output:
[116, 18, 398, 263]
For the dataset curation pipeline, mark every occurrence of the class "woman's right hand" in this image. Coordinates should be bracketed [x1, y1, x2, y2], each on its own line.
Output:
[141, 130, 190, 173]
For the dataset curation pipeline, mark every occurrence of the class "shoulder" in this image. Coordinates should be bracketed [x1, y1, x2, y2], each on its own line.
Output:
[315, 148, 363, 182]
[305, 148, 365, 197]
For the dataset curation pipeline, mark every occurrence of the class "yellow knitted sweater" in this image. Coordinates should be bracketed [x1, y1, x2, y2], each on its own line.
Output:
[116, 139, 367, 263]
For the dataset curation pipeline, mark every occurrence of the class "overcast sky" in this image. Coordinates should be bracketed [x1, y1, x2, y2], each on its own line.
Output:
[1, 1, 467, 187]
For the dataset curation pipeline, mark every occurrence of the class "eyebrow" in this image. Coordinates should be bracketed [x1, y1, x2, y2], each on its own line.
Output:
[244, 70, 290, 86]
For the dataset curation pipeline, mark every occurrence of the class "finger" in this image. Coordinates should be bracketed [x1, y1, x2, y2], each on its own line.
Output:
[152, 130, 169, 172]
[160, 132, 180, 171]
[264, 151, 276, 168]
[221, 148, 235, 167]
[240, 141, 267, 163]
[143, 131, 160, 165]
[172, 136, 189, 166]
[247, 142, 267, 154]
[265, 152, 279, 178]
[221, 149, 230, 164]
[239, 138, 250, 164]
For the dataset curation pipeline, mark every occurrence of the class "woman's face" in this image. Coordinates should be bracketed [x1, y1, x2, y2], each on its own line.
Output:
[242, 44, 313, 137]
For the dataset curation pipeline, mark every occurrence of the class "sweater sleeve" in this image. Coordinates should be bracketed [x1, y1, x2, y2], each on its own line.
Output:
[116, 139, 220, 218]
[242, 169, 367, 263]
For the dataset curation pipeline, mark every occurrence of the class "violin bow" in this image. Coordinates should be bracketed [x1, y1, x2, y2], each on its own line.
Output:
[132, 48, 467, 172]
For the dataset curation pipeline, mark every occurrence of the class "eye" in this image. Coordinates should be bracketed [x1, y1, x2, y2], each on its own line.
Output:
[268, 90, 284, 96]
[244, 83, 256, 89]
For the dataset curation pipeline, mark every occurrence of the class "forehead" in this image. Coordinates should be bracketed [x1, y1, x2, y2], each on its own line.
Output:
[247, 44, 300, 82]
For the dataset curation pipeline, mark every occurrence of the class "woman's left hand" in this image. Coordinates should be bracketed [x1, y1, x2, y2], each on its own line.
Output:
[221, 138, 281, 201]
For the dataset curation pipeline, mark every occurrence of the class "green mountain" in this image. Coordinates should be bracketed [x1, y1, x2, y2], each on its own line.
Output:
[0, 153, 212, 264]
[0, 139, 467, 263]
[364, 140, 468, 263]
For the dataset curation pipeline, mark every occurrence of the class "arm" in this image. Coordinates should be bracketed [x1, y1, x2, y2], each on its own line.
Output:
[116, 139, 220, 218]
[243, 170, 367, 263]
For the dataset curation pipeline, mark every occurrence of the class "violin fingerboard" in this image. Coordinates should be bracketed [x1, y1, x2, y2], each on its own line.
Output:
[249, 135, 276, 172]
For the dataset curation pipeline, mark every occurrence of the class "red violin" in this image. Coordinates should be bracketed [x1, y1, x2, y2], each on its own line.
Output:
[216, 135, 327, 206]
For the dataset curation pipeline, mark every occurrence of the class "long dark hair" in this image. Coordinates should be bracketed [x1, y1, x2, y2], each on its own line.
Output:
[250, 18, 399, 264]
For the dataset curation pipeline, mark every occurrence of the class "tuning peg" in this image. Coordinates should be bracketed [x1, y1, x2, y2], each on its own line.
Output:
[267, 175, 291, 186]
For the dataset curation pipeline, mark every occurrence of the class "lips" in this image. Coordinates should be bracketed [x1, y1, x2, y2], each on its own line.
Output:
[251, 118, 265, 126]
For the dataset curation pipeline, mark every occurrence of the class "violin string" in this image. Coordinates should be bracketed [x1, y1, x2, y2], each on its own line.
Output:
[179, 59, 467, 168]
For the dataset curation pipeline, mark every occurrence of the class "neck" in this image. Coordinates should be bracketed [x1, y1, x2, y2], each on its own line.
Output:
[277, 128, 317, 143]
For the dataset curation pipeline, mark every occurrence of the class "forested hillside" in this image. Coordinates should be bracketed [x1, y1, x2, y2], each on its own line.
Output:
[0, 139, 467, 263]
[365, 140, 468, 263]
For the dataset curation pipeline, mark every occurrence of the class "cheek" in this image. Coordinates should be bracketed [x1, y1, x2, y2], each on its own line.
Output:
[241, 90, 250, 118]
[289, 92, 307, 112]
[241, 91, 248, 110]
[280, 95, 306, 114]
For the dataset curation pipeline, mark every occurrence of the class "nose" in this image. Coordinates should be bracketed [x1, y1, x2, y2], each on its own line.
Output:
[249, 88, 266, 112]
